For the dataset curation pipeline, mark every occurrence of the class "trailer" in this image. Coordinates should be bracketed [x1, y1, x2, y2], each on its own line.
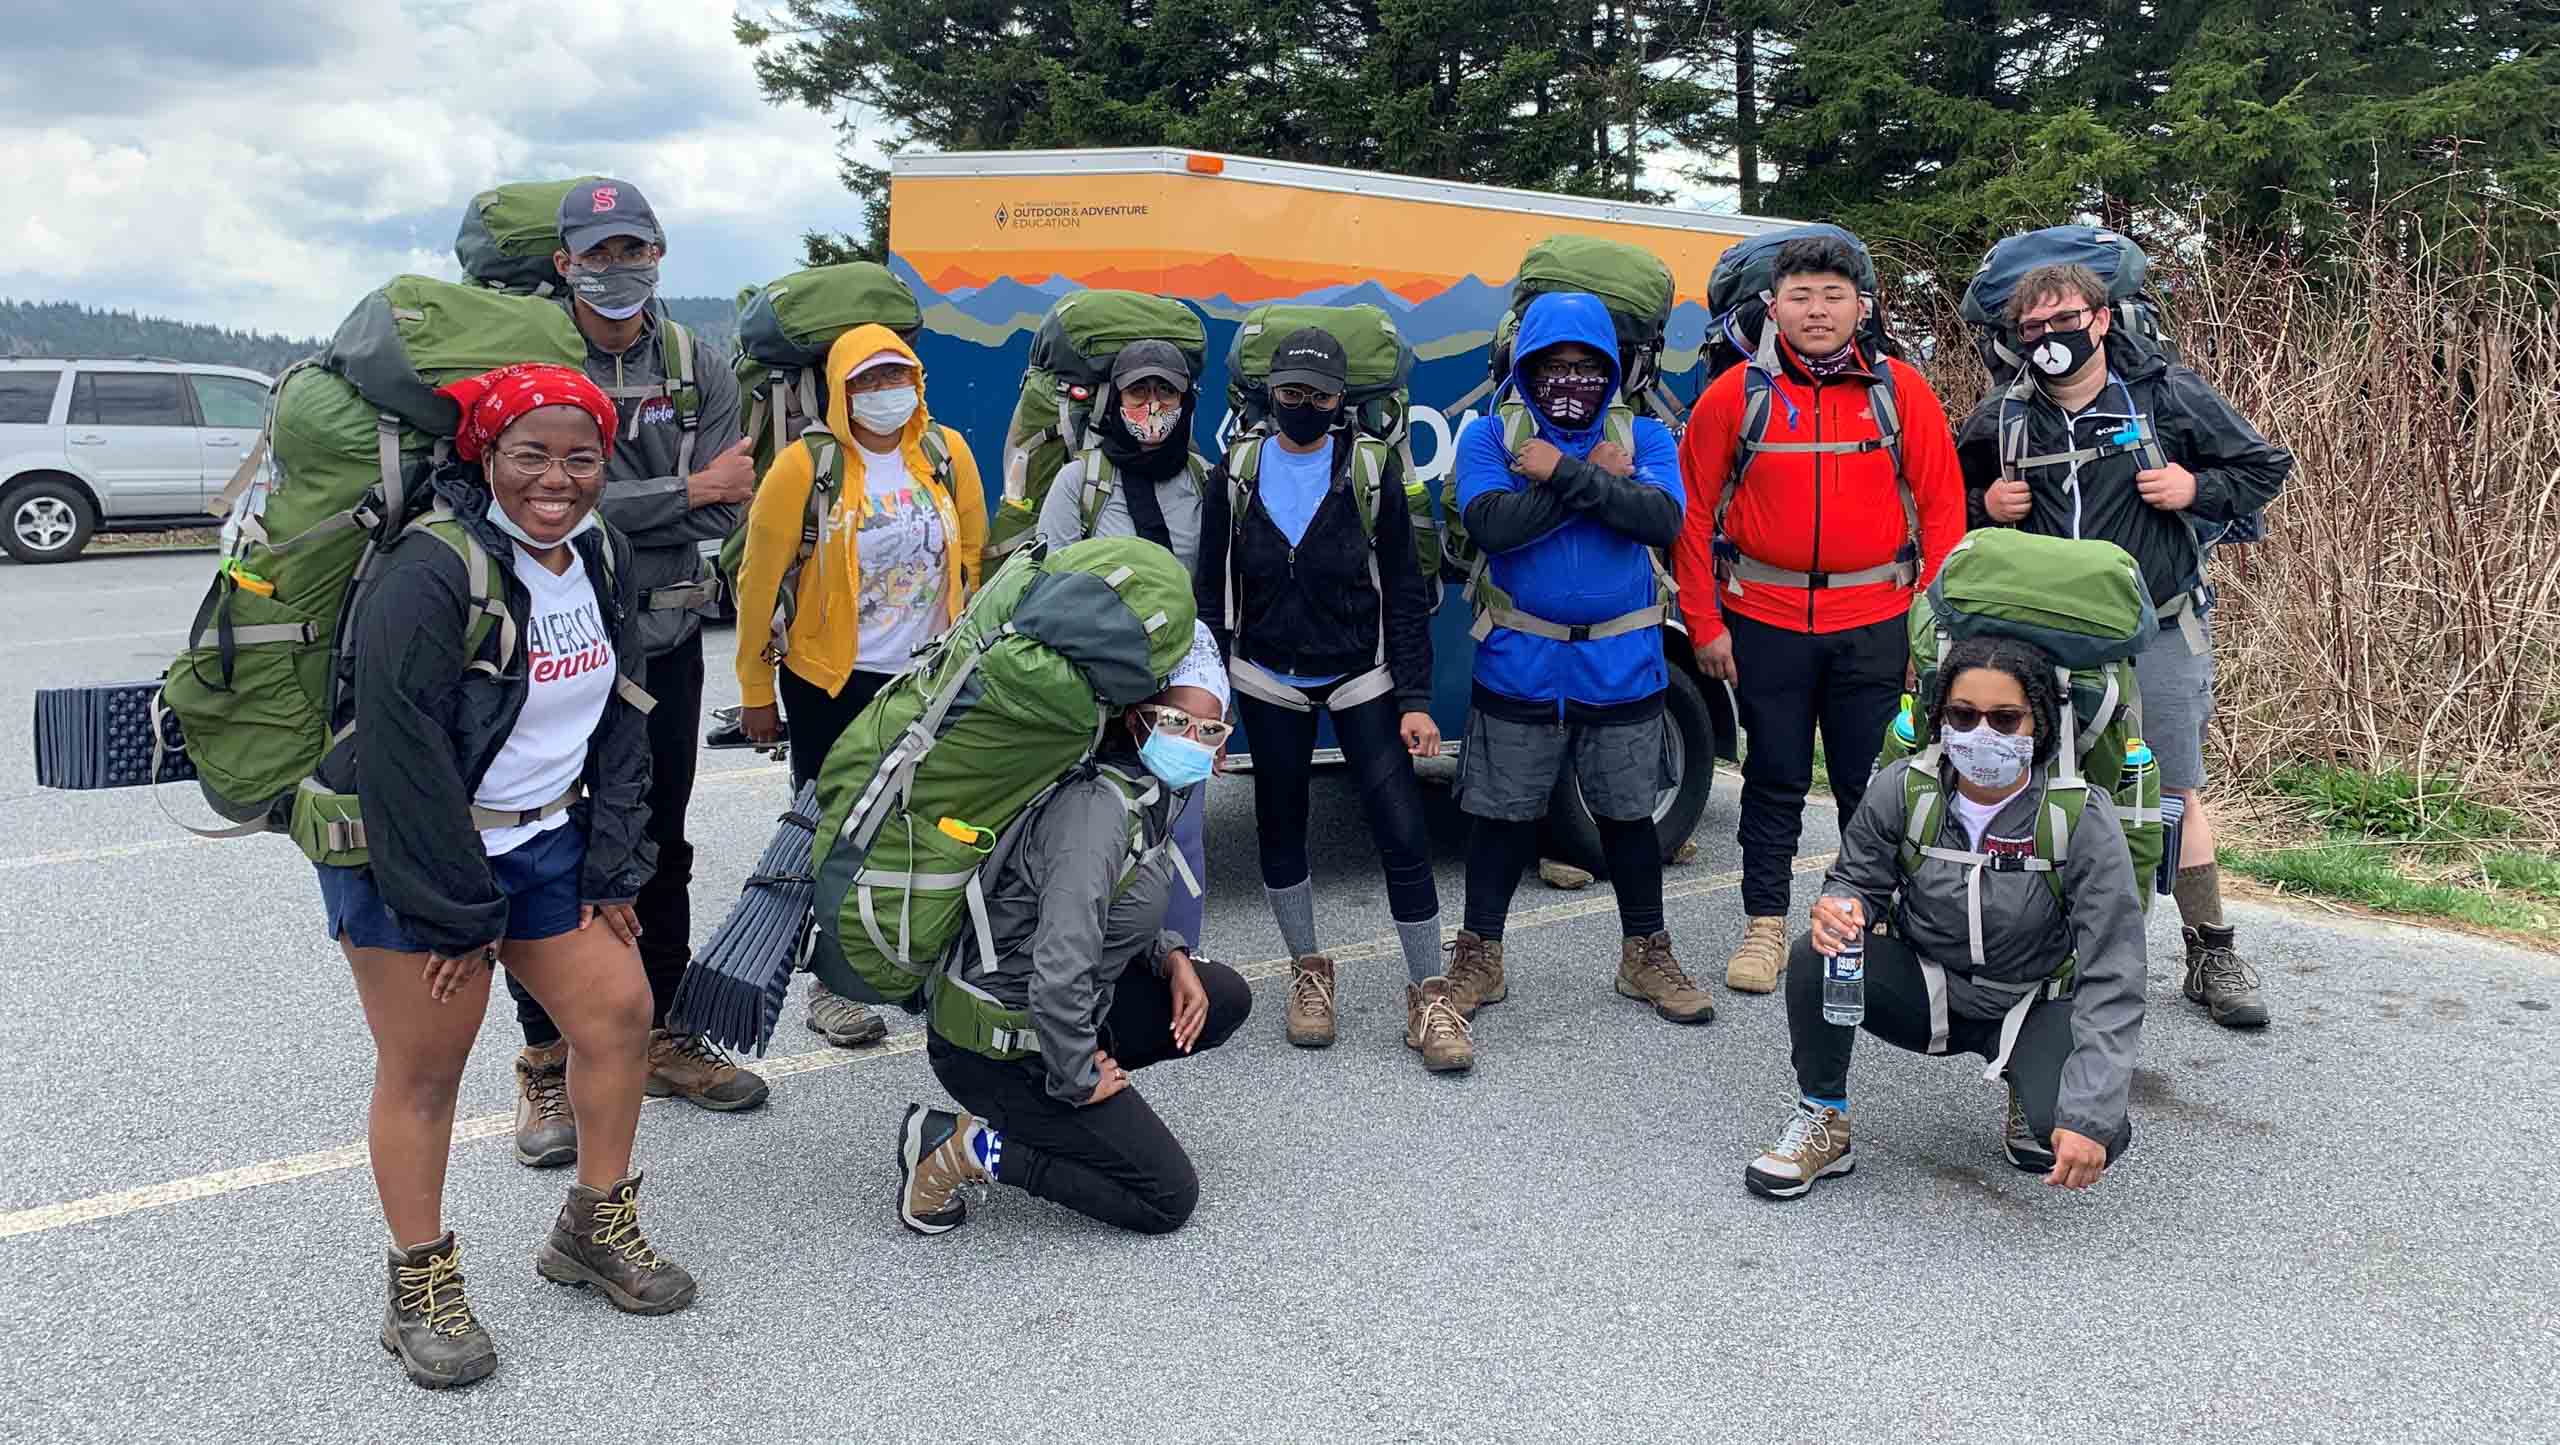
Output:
[886, 147, 1792, 871]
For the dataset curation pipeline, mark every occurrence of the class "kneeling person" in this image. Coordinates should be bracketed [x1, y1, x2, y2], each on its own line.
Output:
[1746, 635, 2146, 1199]
[897, 641, 1252, 1237]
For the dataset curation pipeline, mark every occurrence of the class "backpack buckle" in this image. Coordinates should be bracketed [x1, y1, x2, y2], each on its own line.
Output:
[1983, 853, 2030, 873]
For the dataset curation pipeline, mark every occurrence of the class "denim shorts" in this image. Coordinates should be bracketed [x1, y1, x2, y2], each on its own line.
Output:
[316, 821, 587, 953]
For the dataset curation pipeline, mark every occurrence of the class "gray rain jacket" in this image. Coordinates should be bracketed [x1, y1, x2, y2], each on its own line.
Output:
[1823, 756, 2149, 1144]
[574, 303, 745, 656]
[952, 759, 1186, 1105]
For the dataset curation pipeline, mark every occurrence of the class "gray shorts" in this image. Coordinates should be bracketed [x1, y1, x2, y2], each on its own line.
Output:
[1459, 710, 1664, 823]
[2135, 618, 2215, 791]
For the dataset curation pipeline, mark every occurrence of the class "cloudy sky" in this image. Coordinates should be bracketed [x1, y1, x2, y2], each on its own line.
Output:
[1, 0, 881, 338]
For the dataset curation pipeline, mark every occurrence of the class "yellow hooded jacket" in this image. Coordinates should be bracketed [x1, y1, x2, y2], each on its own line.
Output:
[733, 324, 986, 707]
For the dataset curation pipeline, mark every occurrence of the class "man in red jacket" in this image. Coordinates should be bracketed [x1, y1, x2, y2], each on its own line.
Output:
[1674, 233, 1967, 994]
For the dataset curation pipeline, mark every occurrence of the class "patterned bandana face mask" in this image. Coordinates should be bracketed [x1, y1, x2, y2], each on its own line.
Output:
[1120, 394, 1181, 446]
[1529, 373, 1610, 428]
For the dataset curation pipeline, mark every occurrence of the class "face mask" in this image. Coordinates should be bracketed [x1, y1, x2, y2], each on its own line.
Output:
[1119, 394, 1181, 446]
[569, 260, 659, 321]
[1137, 726, 1217, 790]
[1942, 722, 2035, 792]
[2027, 325, 2099, 381]
[1274, 400, 1335, 446]
[849, 385, 919, 435]
[487, 495, 600, 551]
[1530, 373, 1611, 428]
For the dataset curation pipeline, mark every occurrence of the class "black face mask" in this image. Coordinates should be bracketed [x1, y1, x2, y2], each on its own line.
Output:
[2027, 325, 2100, 381]
[1274, 400, 1337, 446]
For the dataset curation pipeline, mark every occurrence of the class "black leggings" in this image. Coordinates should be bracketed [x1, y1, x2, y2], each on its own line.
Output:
[1235, 686, 1439, 924]
[778, 666, 895, 792]
[1461, 815, 1665, 940]
[927, 959, 1252, 1235]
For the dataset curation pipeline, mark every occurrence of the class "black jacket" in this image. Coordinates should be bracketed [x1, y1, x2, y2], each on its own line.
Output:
[318, 469, 656, 956]
[1955, 333, 2292, 608]
[1194, 435, 1434, 715]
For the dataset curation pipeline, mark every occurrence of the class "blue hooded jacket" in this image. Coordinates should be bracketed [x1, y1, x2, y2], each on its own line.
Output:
[1454, 292, 1685, 713]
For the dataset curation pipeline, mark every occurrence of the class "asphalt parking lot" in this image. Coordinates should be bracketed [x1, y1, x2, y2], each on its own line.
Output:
[4, 549, 2556, 1444]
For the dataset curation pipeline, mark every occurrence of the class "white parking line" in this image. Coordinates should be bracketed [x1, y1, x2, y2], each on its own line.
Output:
[4, 629, 179, 650]
[0, 854, 1830, 1242]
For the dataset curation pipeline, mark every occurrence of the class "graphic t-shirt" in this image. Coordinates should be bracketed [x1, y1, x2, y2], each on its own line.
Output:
[844, 442, 948, 676]
[476, 547, 616, 857]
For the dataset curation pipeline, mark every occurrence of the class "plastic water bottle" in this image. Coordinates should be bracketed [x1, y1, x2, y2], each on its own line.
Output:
[1891, 694, 1919, 749]
[1823, 910, 1866, 1027]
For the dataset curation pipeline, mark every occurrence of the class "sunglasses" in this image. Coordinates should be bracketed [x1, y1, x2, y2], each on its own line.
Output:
[1941, 704, 2032, 735]
[1138, 704, 1233, 746]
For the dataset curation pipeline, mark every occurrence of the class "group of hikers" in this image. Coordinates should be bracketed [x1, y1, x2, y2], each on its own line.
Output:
[168, 175, 2289, 1390]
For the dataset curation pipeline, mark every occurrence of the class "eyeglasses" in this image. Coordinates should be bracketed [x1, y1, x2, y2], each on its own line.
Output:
[2016, 308, 2095, 342]
[1532, 362, 1610, 383]
[1138, 704, 1233, 746]
[848, 369, 918, 393]
[1941, 704, 2032, 735]
[1272, 385, 1341, 410]
[495, 446, 606, 481]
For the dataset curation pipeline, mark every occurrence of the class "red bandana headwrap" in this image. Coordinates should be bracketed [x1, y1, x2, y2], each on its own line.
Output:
[434, 363, 618, 464]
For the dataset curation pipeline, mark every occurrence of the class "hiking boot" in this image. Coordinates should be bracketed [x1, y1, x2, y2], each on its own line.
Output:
[1725, 915, 1788, 994]
[644, 1028, 771, 1111]
[2002, 1082, 2055, 1174]
[511, 1042, 576, 1170]
[381, 1233, 496, 1391]
[1443, 931, 1506, 1018]
[1616, 932, 1715, 1024]
[1404, 977, 1475, 1073]
[2183, 924, 2270, 1029]
[807, 981, 888, 1049]
[1284, 955, 1337, 1049]
[536, 1172, 697, 1315]
[896, 1104, 990, 1236]
[1744, 1099, 1854, 1200]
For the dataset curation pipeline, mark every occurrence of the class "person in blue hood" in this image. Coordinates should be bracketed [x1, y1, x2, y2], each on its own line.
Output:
[1434, 290, 1717, 1052]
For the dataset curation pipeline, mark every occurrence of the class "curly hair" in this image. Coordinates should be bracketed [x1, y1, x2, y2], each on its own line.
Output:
[1929, 634, 2066, 769]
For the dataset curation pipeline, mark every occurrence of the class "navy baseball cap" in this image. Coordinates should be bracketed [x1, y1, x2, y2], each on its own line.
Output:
[559, 178, 662, 254]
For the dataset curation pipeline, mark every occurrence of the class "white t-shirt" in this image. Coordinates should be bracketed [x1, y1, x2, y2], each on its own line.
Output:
[1951, 790, 2015, 850]
[476, 547, 616, 857]
[843, 442, 948, 676]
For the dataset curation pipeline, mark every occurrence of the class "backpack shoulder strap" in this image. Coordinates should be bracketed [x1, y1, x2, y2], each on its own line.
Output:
[1348, 436, 1389, 540]
[1078, 446, 1119, 531]
[1600, 401, 1636, 454]
[1868, 360, 1918, 552]
[2034, 781, 2088, 910]
[918, 424, 955, 488]
[414, 511, 515, 676]
[1898, 752, 1948, 879]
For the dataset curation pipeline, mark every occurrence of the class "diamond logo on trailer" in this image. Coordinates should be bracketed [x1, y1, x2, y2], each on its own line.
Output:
[994, 205, 1008, 229]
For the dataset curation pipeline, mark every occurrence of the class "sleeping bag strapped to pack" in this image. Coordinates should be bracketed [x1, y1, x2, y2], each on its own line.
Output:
[807, 538, 1198, 1008]
[1223, 302, 1438, 585]
[989, 291, 1208, 563]
[1959, 225, 2172, 382]
[157, 277, 590, 851]
[1871, 529, 2164, 912]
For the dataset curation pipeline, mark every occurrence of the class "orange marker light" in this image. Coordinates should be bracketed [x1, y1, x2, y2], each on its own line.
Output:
[1185, 154, 1225, 175]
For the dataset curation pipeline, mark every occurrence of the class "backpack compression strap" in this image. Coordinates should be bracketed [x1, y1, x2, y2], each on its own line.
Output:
[1713, 324, 1917, 597]
[1464, 397, 1672, 644]
[1224, 433, 1397, 713]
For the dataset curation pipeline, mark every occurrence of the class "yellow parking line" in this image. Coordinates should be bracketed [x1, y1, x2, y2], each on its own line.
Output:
[0, 853, 1831, 1243]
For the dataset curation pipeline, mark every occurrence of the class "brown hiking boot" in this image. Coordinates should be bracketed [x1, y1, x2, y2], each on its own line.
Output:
[1744, 1099, 1854, 1199]
[896, 1104, 991, 1236]
[644, 1028, 771, 1111]
[2183, 925, 2270, 1028]
[535, 1172, 698, 1315]
[1616, 932, 1715, 1024]
[1724, 915, 1788, 994]
[512, 1042, 576, 1170]
[381, 1232, 496, 1390]
[807, 980, 889, 1049]
[1404, 977, 1475, 1073]
[1284, 955, 1337, 1048]
[1443, 931, 1506, 1018]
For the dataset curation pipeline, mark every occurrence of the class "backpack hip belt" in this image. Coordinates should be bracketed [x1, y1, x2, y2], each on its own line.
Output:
[1228, 656, 1397, 714]
[644, 580, 719, 611]
[1223, 432, 1398, 711]
[1712, 536, 1917, 596]
[300, 778, 586, 858]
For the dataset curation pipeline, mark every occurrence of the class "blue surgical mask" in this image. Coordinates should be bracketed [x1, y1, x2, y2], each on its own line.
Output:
[1138, 728, 1217, 790]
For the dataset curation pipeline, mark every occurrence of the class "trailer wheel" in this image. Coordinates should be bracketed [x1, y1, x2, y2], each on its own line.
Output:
[1540, 667, 1715, 877]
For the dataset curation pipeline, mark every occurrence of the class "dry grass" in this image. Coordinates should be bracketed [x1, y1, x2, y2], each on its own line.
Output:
[1890, 220, 2560, 842]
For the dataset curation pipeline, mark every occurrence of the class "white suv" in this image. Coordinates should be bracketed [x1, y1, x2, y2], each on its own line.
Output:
[0, 358, 274, 563]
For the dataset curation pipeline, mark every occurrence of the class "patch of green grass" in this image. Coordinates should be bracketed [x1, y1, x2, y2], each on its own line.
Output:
[2485, 851, 2560, 902]
[2268, 764, 2517, 842]
[2224, 842, 2560, 937]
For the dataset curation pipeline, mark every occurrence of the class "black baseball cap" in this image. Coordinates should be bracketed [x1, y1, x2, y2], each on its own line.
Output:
[1111, 339, 1193, 391]
[1268, 328, 1347, 393]
[558, 178, 663, 254]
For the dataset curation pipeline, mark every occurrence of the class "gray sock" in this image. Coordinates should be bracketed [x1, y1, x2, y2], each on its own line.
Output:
[1266, 879, 1319, 959]
[1396, 917, 1445, 986]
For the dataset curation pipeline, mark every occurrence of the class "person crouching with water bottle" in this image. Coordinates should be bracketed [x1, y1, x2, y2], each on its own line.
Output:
[1744, 635, 2147, 1199]
[312, 365, 694, 1390]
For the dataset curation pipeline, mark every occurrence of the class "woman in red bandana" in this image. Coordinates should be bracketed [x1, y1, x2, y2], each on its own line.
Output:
[307, 363, 697, 1391]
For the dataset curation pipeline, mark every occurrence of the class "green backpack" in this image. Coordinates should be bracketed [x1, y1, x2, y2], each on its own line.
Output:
[1872, 529, 2164, 920]
[732, 262, 924, 476]
[988, 291, 1207, 561]
[1487, 234, 1680, 416]
[1447, 396, 1676, 646]
[807, 538, 1198, 1011]
[717, 427, 959, 668]
[157, 277, 592, 855]
[1223, 303, 1436, 585]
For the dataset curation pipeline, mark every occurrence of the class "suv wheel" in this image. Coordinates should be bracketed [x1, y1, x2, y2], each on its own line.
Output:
[2, 477, 97, 564]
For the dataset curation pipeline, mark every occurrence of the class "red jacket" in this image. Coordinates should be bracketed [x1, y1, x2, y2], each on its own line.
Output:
[1674, 342, 1967, 644]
